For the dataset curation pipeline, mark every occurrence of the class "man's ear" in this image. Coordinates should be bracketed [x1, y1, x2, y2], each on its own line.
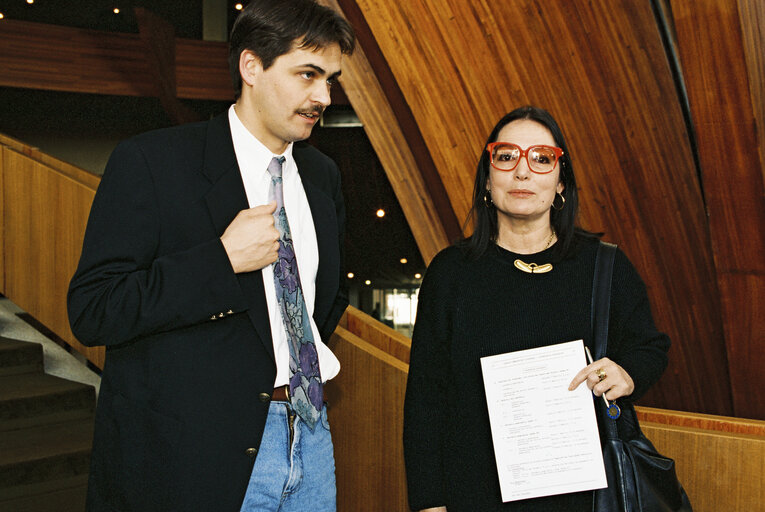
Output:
[239, 50, 262, 88]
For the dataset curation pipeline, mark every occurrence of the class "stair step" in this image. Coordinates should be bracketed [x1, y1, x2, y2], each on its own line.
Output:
[0, 373, 95, 431]
[0, 483, 88, 512]
[0, 337, 44, 376]
[0, 418, 93, 501]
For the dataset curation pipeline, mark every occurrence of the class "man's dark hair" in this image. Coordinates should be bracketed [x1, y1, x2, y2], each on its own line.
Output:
[228, 0, 356, 99]
[461, 105, 597, 261]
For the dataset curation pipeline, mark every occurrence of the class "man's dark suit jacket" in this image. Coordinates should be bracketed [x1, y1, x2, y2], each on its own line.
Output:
[67, 113, 348, 512]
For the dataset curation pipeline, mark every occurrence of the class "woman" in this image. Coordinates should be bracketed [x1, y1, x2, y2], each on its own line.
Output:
[403, 106, 670, 511]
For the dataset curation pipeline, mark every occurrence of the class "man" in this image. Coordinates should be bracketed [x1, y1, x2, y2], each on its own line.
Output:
[67, 1, 355, 510]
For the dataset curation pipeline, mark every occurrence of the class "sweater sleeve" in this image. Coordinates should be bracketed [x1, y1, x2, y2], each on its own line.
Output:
[607, 249, 670, 400]
[403, 250, 454, 510]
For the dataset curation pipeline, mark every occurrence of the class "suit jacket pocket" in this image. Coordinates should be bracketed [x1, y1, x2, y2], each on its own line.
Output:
[107, 392, 183, 510]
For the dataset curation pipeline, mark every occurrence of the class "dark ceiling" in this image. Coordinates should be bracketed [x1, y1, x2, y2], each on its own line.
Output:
[0, 0, 426, 292]
[0, 0, 208, 37]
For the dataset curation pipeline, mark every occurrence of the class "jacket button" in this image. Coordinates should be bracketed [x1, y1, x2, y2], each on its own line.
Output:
[258, 392, 271, 403]
[245, 447, 257, 458]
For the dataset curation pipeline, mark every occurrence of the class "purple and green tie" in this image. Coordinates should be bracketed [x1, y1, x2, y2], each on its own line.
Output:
[267, 156, 323, 429]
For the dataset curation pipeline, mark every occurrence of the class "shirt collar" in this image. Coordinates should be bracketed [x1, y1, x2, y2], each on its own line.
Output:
[228, 104, 294, 176]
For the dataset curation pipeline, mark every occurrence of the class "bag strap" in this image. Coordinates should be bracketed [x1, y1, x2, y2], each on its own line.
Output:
[591, 241, 621, 439]
[591, 241, 617, 361]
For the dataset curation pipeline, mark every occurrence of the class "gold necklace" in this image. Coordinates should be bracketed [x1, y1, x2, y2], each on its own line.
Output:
[513, 231, 555, 274]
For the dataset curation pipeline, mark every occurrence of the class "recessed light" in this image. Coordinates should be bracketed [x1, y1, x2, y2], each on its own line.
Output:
[364, 280, 371, 285]
[26, 0, 34, 5]
[399, 258, 407, 264]
[113, 8, 120, 14]
[347, 272, 354, 279]
[235, 3, 243, 10]
[376, 209, 385, 218]
[414, 273, 422, 279]
[0, 13, 5, 20]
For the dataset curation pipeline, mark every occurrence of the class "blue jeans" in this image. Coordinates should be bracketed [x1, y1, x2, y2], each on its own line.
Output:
[240, 400, 336, 511]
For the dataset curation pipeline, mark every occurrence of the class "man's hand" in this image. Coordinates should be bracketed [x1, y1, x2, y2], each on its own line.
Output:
[220, 202, 280, 273]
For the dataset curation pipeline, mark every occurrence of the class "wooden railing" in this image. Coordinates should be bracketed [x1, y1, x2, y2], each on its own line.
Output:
[332, 306, 765, 512]
[2, 135, 763, 511]
[0, 133, 104, 368]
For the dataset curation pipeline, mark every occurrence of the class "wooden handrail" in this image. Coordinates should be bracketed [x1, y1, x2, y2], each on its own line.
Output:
[339, 307, 765, 512]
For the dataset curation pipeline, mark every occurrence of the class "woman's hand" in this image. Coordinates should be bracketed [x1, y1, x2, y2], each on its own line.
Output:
[420, 508, 447, 512]
[569, 357, 634, 401]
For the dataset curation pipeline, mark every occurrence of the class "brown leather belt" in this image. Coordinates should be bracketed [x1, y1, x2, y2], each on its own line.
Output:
[272, 385, 290, 402]
[271, 384, 327, 403]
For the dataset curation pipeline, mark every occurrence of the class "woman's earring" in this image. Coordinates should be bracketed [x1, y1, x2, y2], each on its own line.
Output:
[484, 189, 494, 208]
[552, 192, 565, 210]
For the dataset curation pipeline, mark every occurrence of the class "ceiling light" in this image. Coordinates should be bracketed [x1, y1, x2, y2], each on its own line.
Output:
[347, 272, 354, 279]
[0, 13, 4, 20]
[376, 209, 385, 218]
[235, 3, 243, 10]
[399, 258, 407, 264]
[113, 8, 120, 14]
[26, 0, 34, 4]
[365, 280, 371, 285]
[414, 273, 422, 279]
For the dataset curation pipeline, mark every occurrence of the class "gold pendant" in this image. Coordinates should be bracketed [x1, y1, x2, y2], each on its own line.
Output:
[514, 259, 553, 274]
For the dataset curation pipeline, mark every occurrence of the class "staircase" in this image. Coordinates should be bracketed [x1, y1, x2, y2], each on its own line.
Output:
[0, 336, 95, 511]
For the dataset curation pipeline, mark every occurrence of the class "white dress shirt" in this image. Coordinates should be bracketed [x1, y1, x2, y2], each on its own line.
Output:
[228, 105, 340, 386]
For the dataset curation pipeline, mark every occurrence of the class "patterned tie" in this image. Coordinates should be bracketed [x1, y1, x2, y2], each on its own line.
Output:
[267, 156, 323, 429]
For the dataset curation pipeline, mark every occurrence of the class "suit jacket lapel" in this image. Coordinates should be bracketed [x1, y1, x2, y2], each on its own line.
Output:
[202, 114, 275, 363]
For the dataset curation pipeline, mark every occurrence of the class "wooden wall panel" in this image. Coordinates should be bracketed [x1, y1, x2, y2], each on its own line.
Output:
[318, 0, 452, 263]
[669, 0, 765, 419]
[345, 306, 411, 364]
[175, 39, 233, 101]
[0, 20, 154, 97]
[737, 0, 765, 183]
[0, 19, 234, 101]
[0, 137, 104, 368]
[326, 326, 409, 511]
[353, 0, 731, 415]
[641, 422, 765, 512]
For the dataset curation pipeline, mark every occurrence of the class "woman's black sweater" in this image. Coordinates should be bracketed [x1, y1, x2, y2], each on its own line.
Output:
[403, 237, 670, 511]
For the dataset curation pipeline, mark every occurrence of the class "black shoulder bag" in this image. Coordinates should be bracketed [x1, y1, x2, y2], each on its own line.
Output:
[591, 241, 692, 512]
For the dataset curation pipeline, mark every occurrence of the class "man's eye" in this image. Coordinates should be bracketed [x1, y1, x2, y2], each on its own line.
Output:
[300, 71, 315, 79]
[326, 77, 337, 87]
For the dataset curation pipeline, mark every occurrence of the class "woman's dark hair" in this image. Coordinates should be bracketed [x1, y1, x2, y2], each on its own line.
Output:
[228, 0, 356, 99]
[461, 105, 595, 260]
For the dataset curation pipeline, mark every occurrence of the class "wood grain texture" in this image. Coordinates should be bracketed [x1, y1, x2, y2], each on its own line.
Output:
[326, 326, 410, 512]
[0, 138, 104, 368]
[317, 0, 452, 263]
[737, 0, 765, 184]
[636, 405, 765, 436]
[669, 0, 765, 419]
[0, 19, 234, 101]
[135, 7, 202, 125]
[345, 306, 411, 364]
[175, 39, 234, 101]
[641, 422, 765, 512]
[353, 0, 731, 415]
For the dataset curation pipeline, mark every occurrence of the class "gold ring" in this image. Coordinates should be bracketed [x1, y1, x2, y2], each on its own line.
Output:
[596, 368, 607, 382]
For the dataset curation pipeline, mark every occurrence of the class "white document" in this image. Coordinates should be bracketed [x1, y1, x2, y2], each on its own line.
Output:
[480, 339, 607, 502]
